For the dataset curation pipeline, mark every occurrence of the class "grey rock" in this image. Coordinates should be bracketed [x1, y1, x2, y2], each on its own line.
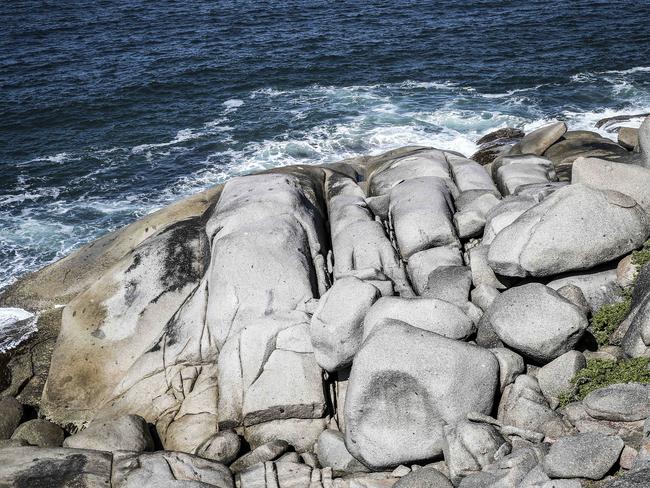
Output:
[112, 450, 234, 488]
[389, 176, 458, 259]
[447, 154, 499, 194]
[276, 451, 301, 463]
[310, 276, 380, 372]
[542, 432, 624, 479]
[572, 157, 650, 214]
[442, 420, 510, 484]
[493, 155, 557, 196]
[11, 419, 64, 447]
[475, 315, 504, 349]
[556, 284, 591, 317]
[0, 397, 22, 439]
[477, 128, 525, 146]
[487, 184, 650, 277]
[230, 439, 289, 473]
[63, 414, 153, 453]
[471, 285, 500, 312]
[454, 192, 501, 238]
[0, 446, 112, 488]
[537, 351, 587, 409]
[486, 283, 587, 363]
[498, 375, 569, 438]
[545, 135, 629, 179]
[468, 245, 508, 290]
[196, 430, 241, 464]
[584, 383, 650, 422]
[619, 127, 639, 151]
[345, 320, 499, 469]
[393, 466, 454, 488]
[515, 121, 567, 156]
[458, 445, 545, 488]
[602, 466, 650, 487]
[363, 297, 475, 341]
[640, 115, 650, 168]
[407, 246, 463, 295]
[481, 195, 538, 246]
[243, 417, 326, 454]
[316, 429, 369, 476]
[421, 265, 472, 306]
[513, 181, 568, 201]
[547, 267, 622, 314]
[490, 347, 525, 392]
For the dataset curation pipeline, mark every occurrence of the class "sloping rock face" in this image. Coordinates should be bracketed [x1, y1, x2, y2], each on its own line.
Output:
[3, 122, 650, 487]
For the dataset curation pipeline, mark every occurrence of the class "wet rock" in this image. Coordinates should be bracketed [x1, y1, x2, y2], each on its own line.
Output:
[477, 128, 525, 147]
[345, 320, 499, 469]
[11, 419, 64, 447]
[486, 283, 587, 363]
[542, 432, 624, 480]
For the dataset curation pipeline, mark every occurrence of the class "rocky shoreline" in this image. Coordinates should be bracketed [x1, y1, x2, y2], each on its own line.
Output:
[1, 116, 650, 487]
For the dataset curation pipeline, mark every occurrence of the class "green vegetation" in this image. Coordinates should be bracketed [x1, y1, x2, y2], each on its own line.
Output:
[632, 240, 650, 268]
[559, 358, 650, 407]
[590, 295, 631, 346]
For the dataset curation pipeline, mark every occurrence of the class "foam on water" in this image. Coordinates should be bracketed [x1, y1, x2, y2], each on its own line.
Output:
[2, 67, 650, 292]
[0, 308, 37, 352]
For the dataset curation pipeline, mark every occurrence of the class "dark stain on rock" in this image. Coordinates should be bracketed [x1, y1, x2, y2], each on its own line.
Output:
[90, 329, 105, 340]
[159, 218, 209, 294]
[126, 253, 141, 273]
[14, 454, 88, 488]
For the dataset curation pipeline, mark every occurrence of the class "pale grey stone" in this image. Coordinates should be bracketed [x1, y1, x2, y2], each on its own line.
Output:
[493, 155, 557, 196]
[537, 351, 587, 409]
[64, 414, 153, 453]
[488, 184, 650, 277]
[468, 245, 508, 290]
[542, 432, 624, 480]
[515, 121, 567, 156]
[555, 285, 591, 317]
[447, 153, 499, 194]
[407, 247, 463, 295]
[442, 420, 510, 484]
[454, 192, 501, 238]
[196, 430, 241, 464]
[316, 429, 369, 476]
[230, 439, 289, 473]
[421, 266, 472, 306]
[310, 276, 381, 372]
[345, 320, 499, 468]
[363, 297, 475, 341]
[393, 466, 454, 488]
[244, 418, 326, 453]
[482, 195, 538, 246]
[584, 383, 650, 422]
[572, 157, 650, 214]
[490, 347, 525, 392]
[389, 176, 458, 259]
[547, 268, 622, 314]
[486, 283, 587, 363]
[471, 285, 500, 312]
[112, 450, 234, 488]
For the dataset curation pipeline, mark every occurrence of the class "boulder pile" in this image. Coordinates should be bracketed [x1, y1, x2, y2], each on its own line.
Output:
[1, 116, 650, 487]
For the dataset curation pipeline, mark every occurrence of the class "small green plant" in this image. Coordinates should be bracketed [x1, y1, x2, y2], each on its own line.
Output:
[631, 240, 650, 268]
[590, 295, 631, 346]
[559, 358, 650, 407]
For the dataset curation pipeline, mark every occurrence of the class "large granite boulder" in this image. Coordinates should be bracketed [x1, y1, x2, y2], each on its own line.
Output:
[486, 283, 588, 363]
[511, 121, 567, 156]
[488, 184, 650, 277]
[63, 414, 154, 452]
[344, 320, 499, 469]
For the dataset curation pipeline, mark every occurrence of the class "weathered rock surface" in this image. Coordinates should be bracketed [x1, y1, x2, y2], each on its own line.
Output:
[316, 429, 369, 476]
[486, 284, 587, 363]
[11, 419, 64, 447]
[512, 121, 567, 156]
[393, 466, 454, 487]
[583, 383, 650, 422]
[63, 414, 153, 453]
[345, 320, 499, 468]
[537, 351, 586, 408]
[488, 184, 650, 277]
[310, 276, 380, 372]
[0, 397, 22, 439]
[542, 432, 624, 479]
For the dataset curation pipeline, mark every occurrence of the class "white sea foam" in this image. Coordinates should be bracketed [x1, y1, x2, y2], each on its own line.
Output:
[0, 308, 38, 352]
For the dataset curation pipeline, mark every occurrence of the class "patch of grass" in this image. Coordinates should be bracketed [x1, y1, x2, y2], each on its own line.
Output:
[631, 240, 650, 269]
[559, 357, 650, 407]
[590, 295, 631, 346]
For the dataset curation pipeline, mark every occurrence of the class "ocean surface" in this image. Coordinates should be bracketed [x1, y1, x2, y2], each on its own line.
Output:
[2, 0, 650, 294]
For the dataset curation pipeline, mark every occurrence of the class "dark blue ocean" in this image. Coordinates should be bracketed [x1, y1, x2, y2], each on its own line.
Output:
[1, 0, 650, 290]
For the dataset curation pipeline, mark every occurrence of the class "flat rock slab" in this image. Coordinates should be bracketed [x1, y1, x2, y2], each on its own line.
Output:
[345, 320, 499, 469]
[584, 383, 650, 422]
